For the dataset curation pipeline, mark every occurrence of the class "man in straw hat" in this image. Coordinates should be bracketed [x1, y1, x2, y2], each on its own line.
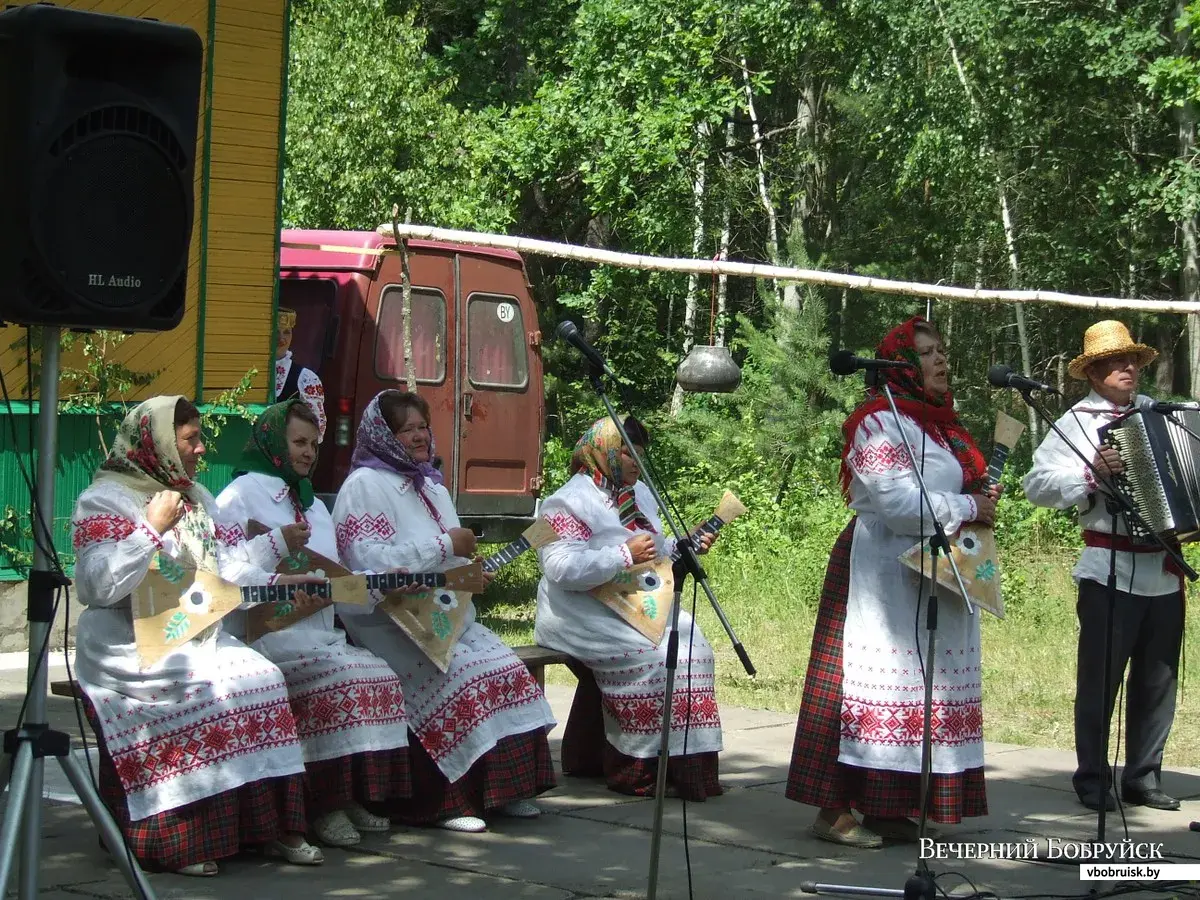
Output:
[275, 306, 327, 443]
[1023, 320, 1184, 813]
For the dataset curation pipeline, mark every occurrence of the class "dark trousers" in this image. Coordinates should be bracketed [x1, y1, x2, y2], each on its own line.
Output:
[1072, 577, 1184, 800]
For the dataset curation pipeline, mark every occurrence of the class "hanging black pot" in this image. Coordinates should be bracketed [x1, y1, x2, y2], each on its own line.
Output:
[676, 344, 742, 393]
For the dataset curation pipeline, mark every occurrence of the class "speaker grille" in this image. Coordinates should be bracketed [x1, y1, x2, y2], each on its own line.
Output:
[30, 104, 191, 312]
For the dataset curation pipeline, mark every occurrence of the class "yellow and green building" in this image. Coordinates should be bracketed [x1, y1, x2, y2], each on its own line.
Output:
[0, 0, 293, 577]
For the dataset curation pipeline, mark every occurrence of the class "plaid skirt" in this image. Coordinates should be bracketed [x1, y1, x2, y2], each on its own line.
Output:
[561, 664, 722, 801]
[83, 698, 307, 871]
[383, 726, 557, 824]
[303, 748, 412, 819]
[785, 519, 987, 823]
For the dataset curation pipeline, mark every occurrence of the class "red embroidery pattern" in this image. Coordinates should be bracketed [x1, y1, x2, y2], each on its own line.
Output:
[602, 688, 721, 736]
[336, 514, 397, 556]
[73, 515, 135, 550]
[840, 698, 983, 748]
[108, 698, 299, 794]
[289, 673, 407, 740]
[546, 511, 592, 542]
[849, 440, 913, 475]
[214, 523, 247, 546]
[417, 660, 544, 762]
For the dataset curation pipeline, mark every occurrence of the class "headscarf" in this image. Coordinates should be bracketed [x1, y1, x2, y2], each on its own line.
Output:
[92, 395, 220, 572]
[571, 416, 656, 533]
[235, 399, 317, 509]
[349, 391, 447, 525]
[838, 316, 988, 500]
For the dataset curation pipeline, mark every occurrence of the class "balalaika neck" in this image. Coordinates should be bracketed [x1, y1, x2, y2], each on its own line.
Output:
[239, 571, 450, 604]
[668, 513, 726, 561]
[482, 536, 531, 573]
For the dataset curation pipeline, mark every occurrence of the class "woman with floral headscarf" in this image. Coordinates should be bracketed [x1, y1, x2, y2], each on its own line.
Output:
[70, 396, 327, 877]
[785, 317, 998, 849]
[214, 399, 411, 849]
[533, 415, 724, 801]
[331, 390, 557, 833]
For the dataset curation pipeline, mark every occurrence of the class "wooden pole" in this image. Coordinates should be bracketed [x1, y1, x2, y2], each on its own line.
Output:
[279, 223, 1200, 314]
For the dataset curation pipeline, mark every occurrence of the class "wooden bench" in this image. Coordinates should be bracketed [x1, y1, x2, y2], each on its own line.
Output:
[50, 679, 83, 700]
[511, 645, 580, 688]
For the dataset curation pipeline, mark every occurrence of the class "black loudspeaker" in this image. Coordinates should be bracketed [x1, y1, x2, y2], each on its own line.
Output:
[0, 4, 203, 331]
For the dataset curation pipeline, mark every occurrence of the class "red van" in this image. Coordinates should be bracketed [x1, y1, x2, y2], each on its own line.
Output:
[278, 228, 546, 542]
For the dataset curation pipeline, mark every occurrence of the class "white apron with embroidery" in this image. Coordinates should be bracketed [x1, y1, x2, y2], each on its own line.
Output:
[71, 481, 307, 821]
[840, 410, 984, 775]
[534, 474, 722, 760]
[332, 468, 556, 783]
[213, 472, 409, 764]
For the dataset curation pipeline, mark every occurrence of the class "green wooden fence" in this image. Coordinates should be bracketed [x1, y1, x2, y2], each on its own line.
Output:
[0, 404, 264, 580]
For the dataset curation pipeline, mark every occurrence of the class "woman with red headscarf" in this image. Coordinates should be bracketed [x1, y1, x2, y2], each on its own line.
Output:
[785, 317, 998, 848]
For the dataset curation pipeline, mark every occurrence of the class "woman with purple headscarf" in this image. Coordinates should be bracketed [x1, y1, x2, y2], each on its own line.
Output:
[332, 390, 557, 833]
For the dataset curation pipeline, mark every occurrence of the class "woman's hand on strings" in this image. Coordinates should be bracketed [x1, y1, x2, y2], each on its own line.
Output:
[146, 490, 185, 535]
[970, 494, 997, 526]
[689, 530, 717, 555]
[625, 533, 656, 564]
[281, 521, 311, 552]
[448, 527, 477, 558]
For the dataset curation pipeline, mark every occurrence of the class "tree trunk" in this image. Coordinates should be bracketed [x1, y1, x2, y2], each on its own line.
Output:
[936, 0, 1037, 440]
[671, 122, 709, 417]
[716, 118, 733, 347]
[1173, 0, 1200, 396]
[740, 58, 788, 316]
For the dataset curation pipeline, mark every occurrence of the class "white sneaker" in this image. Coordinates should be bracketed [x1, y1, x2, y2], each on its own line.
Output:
[437, 815, 487, 833]
[497, 800, 541, 819]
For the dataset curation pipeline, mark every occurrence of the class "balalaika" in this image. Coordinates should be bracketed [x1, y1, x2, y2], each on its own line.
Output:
[1097, 406, 1200, 545]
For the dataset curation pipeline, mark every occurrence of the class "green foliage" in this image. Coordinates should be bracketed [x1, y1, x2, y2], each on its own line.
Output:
[198, 370, 260, 473]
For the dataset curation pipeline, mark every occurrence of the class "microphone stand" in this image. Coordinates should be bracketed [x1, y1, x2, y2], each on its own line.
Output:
[576, 364, 755, 900]
[1009, 387, 1196, 856]
[802, 367, 975, 900]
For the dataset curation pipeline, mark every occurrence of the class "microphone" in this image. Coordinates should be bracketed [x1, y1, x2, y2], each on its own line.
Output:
[987, 364, 1060, 395]
[556, 320, 616, 379]
[1136, 396, 1200, 413]
[828, 349, 915, 376]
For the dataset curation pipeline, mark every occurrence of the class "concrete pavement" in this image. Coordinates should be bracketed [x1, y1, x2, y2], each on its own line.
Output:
[0, 653, 1196, 899]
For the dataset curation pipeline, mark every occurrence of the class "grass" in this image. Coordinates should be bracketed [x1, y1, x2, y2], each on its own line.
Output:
[475, 539, 1200, 770]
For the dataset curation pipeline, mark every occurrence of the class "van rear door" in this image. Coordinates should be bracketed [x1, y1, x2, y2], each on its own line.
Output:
[454, 253, 543, 524]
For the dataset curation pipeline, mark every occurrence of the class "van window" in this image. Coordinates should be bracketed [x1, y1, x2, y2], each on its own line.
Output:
[466, 293, 528, 390]
[375, 286, 446, 384]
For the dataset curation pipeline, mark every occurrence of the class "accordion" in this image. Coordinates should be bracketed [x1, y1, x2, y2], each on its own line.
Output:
[1097, 408, 1200, 545]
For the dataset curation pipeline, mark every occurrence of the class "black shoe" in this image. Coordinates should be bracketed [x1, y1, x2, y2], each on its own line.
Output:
[1121, 788, 1181, 810]
[1079, 792, 1116, 811]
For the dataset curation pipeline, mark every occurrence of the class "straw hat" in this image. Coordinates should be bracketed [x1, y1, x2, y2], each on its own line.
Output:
[1067, 320, 1158, 380]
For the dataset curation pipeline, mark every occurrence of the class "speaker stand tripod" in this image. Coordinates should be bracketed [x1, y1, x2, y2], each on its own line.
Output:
[0, 326, 157, 900]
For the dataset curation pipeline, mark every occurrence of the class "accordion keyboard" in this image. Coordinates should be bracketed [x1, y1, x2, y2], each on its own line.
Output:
[1102, 415, 1172, 540]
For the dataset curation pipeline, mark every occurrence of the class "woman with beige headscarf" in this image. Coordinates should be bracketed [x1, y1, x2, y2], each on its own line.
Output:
[534, 415, 724, 801]
[71, 396, 326, 877]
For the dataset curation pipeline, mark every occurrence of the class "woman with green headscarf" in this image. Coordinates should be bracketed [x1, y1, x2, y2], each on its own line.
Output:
[215, 399, 412, 849]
